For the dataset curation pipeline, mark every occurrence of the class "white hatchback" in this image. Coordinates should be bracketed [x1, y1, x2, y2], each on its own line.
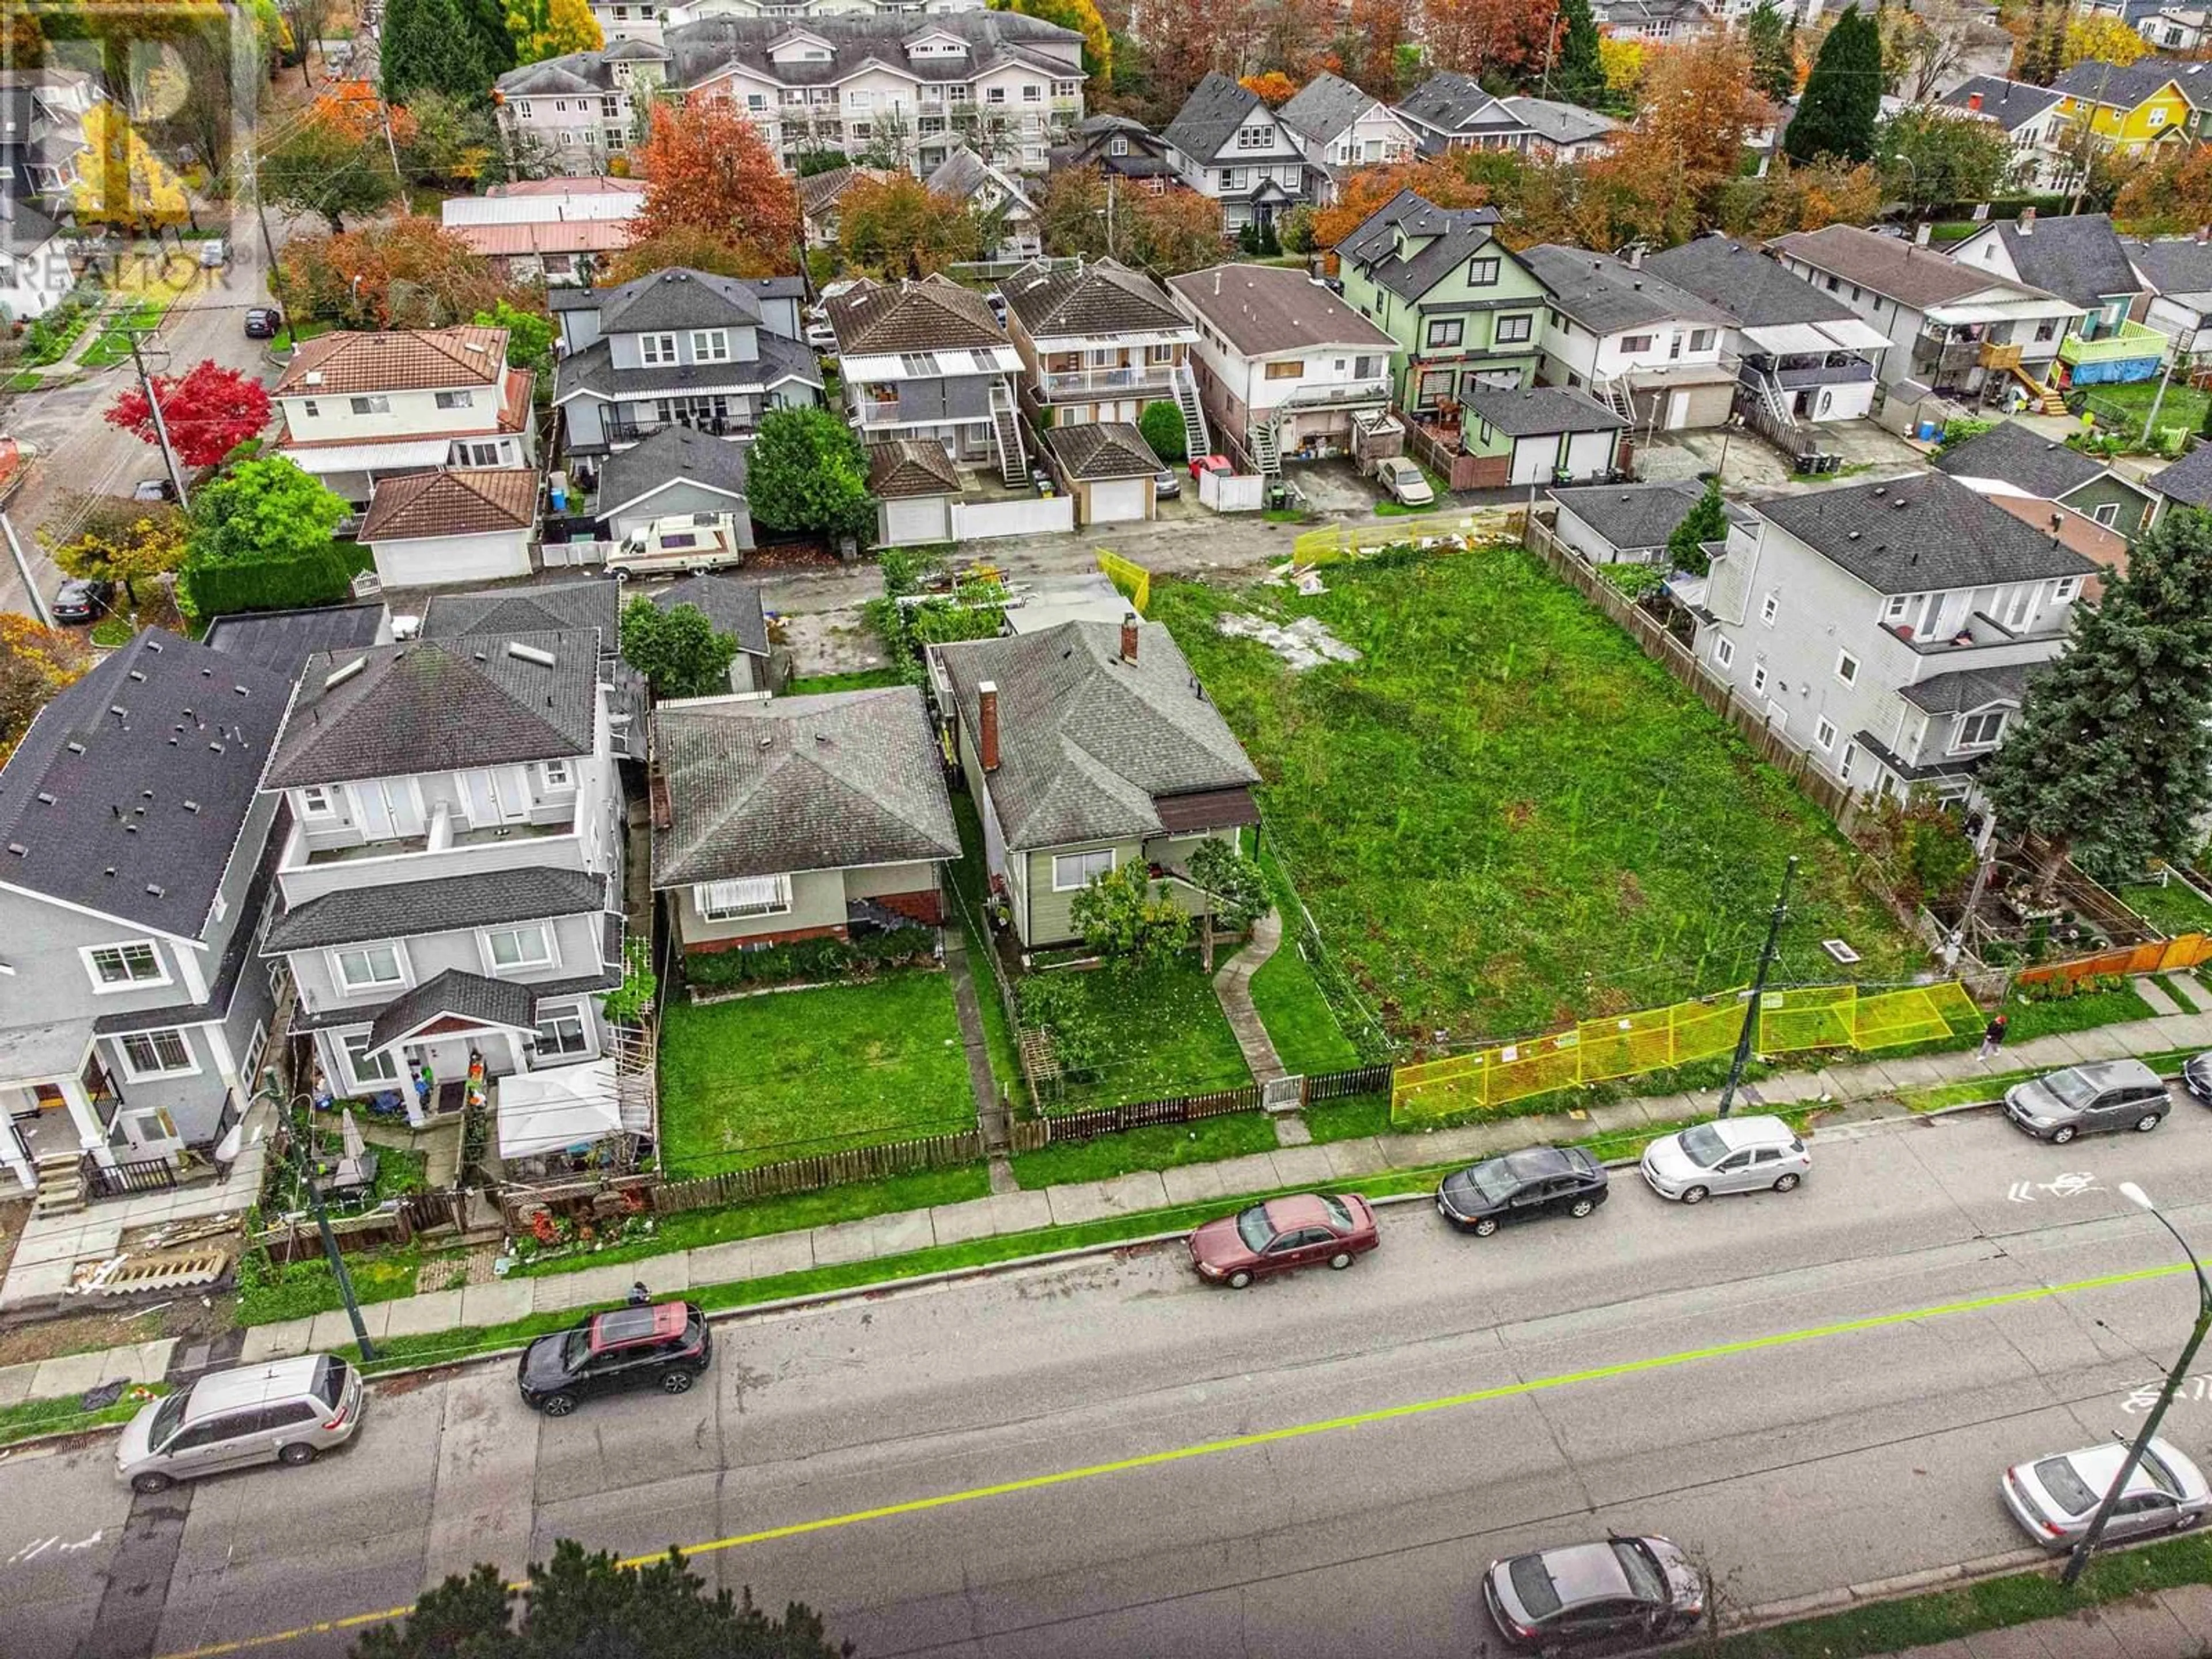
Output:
[1640, 1114, 1809, 1204]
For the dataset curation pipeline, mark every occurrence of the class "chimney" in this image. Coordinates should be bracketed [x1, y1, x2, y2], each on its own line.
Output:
[1625, 243, 1643, 270]
[2018, 206, 2036, 233]
[1914, 221, 1933, 246]
[978, 680, 1000, 772]
[1967, 90, 1983, 111]
[1120, 612, 1139, 664]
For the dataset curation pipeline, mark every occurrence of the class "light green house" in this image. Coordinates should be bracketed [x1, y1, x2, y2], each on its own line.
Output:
[930, 617, 1262, 950]
[1335, 188, 1547, 416]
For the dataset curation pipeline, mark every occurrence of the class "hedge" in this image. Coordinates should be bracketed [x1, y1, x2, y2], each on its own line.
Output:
[683, 925, 936, 991]
[180, 548, 354, 618]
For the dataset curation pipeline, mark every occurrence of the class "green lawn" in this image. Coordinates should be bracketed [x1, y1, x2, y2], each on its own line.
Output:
[658, 972, 976, 1175]
[2118, 872, 2212, 935]
[1032, 957, 1252, 1111]
[785, 666, 906, 696]
[1248, 932, 1362, 1074]
[946, 791, 1027, 1101]
[2081, 380, 2210, 442]
[1153, 550, 1919, 1043]
[1009, 1111, 1279, 1187]
[78, 297, 171, 370]
[2005, 979, 2159, 1043]
[0, 1381, 168, 1450]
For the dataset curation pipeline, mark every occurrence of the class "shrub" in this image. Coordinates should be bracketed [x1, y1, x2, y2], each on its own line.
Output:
[1139, 400, 1187, 464]
[178, 547, 354, 618]
[683, 926, 934, 991]
[1016, 970, 1109, 1078]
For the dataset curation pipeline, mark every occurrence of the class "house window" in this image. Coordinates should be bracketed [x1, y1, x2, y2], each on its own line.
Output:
[1109, 136, 1128, 156]
[1760, 592, 1778, 625]
[2054, 576, 2081, 600]
[1052, 848, 1116, 891]
[987, 85, 1007, 104]
[1751, 662, 1769, 696]
[342, 1031, 400, 1089]
[349, 395, 391, 415]
[1264, 360, 1304, 380]
[696, 876, 792, 919]
[333, 944, 405, 992]
[1619, 334, 1654, 354]
[1426, 318, 1464, 349]
[1714, 636, 1736, 669]
[1217, 168, 1241, 190]
[301, 399, 320, 418]
[2092, 501, 2119, 527]
[541, 758, 573, 788]
[85, 941, 165, 990]
[1840, 740, 1859, 777]
[119, 1028, 195, 1081]
[1416, 368, 1456, 406]
[486, 924, 555, 972]
[641, 333, 677, 365]
[1835, 649, 1859, 686]
[1885, 595, 1911, 622]
[1815, 717, 1838, 752]
[1468, 257, 1499, 285]
[1495, 314, 1533, 344]
[2149, 107, 2168, 127]
[1237, 124, 1271, 149]
[747, 92, 768, 112]
[1959, 709, 2008, 748]
[534, 1005, 591, 1059]
[1355, 355, 1384, 379]
[1690, 329, 1714, 351]
[434, 389, 475, 410]
[605, 128, 627, 149]
[2035, 320, 2057, 343]
[692, 329, 731, 363]
[458, 440, 507, 467]
[1022, 84, 1042, 101]
[849, 90, 874, 110]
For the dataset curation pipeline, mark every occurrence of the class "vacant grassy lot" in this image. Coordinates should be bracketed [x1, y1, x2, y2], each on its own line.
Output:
[1154, 547, 1920, 1041]
[659, 972, 975, 1175]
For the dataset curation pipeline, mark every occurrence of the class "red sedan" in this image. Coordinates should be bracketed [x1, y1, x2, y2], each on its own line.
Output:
[1188, 1192, 1379, 1288]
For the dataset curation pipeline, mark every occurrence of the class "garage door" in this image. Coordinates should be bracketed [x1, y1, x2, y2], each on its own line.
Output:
[1088, 478, 1149, 524]
[1509, 435, 1556, 486]
[1564, 430, 1616, 480]
[883, 495, 950, 544]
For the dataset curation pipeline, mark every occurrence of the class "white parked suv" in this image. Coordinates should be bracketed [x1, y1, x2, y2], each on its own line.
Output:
[1640, 1114, 1809, 1204]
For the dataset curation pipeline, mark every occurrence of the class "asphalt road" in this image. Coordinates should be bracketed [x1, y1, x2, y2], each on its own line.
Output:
[10, 1105, 2212, 1659]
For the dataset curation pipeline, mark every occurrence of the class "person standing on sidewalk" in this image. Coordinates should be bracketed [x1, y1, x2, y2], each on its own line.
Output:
[1979, 1011, 2009, 1061]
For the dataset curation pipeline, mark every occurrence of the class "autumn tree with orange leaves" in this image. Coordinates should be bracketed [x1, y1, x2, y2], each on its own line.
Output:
[1340, 0, 1418, 97]
[1309, 154, 1502, 247]
[281, 217, 520, 328]
[0, 615, 92, 764]
[1240, 71, 1300, 105]
[632, 100, 803, 275]
[1421, 0, 1559, 83]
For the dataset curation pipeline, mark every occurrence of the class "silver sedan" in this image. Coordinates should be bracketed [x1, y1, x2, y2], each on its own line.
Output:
[2002, 1437, 2211, 1548]
[1639, 1115, 1809, 1204]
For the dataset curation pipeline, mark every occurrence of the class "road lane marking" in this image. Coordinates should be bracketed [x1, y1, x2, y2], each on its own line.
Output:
[153, 1257, 2193, 1659]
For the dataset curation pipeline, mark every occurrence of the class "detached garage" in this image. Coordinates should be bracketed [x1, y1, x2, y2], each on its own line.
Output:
[361, 468, 539, 588]
[1043, 421, 1162, 526]
[1460, 385, 1628, 490]
[868, 438, 961, 546]
[594, 426, 755, 547]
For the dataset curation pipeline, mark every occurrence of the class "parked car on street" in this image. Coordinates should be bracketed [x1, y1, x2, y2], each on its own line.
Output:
[517, 1301, 711, 1416]
[2003, 1058, 2168, 1144]
[1640, 1115, 1808, 1204]
[2187, 1051, 2212, 1107]
[1374, 454, 1434, 507]
[51, 576, 115, 625]
[1437, 1146, 1608, 1236]
[2002, 1437, 2210, 1548]
[1188, 1192, 1378, 1288]
[116, 1354, 362, 1494]
[1482, 1535, 1705, 1649]
[244, 305, 283, 339]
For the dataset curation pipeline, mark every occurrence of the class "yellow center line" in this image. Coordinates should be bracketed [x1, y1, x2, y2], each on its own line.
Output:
[153, 1259, 2190, 1659]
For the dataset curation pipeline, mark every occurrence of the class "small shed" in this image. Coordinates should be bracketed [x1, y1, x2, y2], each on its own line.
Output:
[361, 469, 539, 588]
[1041, 421, 1163, 525]
[1460, 385, 1628, 488]
[867, 438, 961, 546]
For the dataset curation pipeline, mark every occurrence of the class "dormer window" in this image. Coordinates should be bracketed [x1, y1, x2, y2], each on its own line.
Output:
[1236, 124, 1272, 149]
[1109, 135, 1127, 155]
[1468, 256, 1499, 285]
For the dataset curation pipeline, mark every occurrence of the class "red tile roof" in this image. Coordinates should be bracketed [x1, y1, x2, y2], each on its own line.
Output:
[361, 468, 539, 541]
[275, 326, 510, 395]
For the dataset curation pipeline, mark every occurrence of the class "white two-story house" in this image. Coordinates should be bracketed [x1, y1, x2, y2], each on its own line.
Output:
[492, 39, 675, 177]
[1687, 472, 2099, 807]
[1277, 71, 1419, 205]
[273, 326, 537, 507]
[262, 630, 630, 1141]
[999, 257, 1203, 442]
[550, 266, 823, 459]
[1162, 71, 1316, 235]
[1520, 244, 1740, 433]
[825, 274, 1027, 482]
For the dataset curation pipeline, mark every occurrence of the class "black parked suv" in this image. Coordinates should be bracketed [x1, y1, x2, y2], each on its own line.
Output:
[517, 1301, 711, 1416]
[1437, 1146, 1609, 1236]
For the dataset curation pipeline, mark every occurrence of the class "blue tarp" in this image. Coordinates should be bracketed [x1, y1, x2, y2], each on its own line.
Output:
[2069, 356, 2164, 386]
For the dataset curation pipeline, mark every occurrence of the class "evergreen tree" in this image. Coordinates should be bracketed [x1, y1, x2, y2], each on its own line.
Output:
[461, 0, 514, 77]
[1979, 509, 2212, 894]
[381, 0, 489, 104]
[1665, 476, 1729, 575]
[1784, 5, 1881, 165]
[1553, 0, 1608, 107]
[1745, 0, 1798, 104]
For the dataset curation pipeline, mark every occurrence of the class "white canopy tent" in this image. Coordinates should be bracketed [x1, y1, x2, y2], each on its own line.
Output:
[497, 1061, 623, 1160]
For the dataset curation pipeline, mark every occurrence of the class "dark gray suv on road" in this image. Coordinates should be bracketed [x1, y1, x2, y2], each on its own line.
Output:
[2003, 1058, 2169, 1143]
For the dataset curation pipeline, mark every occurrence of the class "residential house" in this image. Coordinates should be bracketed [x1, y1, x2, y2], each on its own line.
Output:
[650, 687, 957, 953]
[649, 574, 778, 694]
[203, 603, 391, 681]
[441, 177, 643, 285]
[2142, 440, 2212, 523]
[1767, 224, 2085, 406]
[867, 438, 964, 544]
[1520, 244, 1739, 432]
[2052, 59, 2198, 166]
[589, 0, 671, 46]
[273, 327, 537, 507]
[797, 164, 895, 248]
[1586, 0, 1717, 39]
[1547, 479, 1757, 565]
[929, 618, 1262, 950]
[0, 69, 94, 210]
[1041, 422, 1165, 523]
[669, 0, 991, 17]
[1047, 112, 1179, 185]
[825, 274, 1028, 480]
[1166, 263, 1396, 474]
[1395, 71, 1547, 156]
[925, 147, 1040, 260]
[1162, 71, 1316, 234]
[592, 423, 753, 546]
[2124, 233, 2212, 363]
[2142, 7, 2211, 49]
[1494, 97, 1622, 162]
[1643, 234, 1888, 429]
[1687, 472, 2098, 805]
[1949, 210, 2163, 385]
[261, 630, 628, 1127]
[1334, 191, 1544, 415]
[416, 581, 644, 760]
[1937, 77, 2068, 189]
[361, 469, 541, 589]
[998, 257, 1203, 440]
[0, 194, 71, 323]
[491, 39, 674, 178]
[1277, 71, 1419, 204]
[0, 631, 290, 1196]
[1931, 418, 2156, 546]
[550, 267, 823, 460]
[1455, 383, 1628, 487]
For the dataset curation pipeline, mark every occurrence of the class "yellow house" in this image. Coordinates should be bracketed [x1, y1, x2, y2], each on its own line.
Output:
[2051, 59, 2197, 153]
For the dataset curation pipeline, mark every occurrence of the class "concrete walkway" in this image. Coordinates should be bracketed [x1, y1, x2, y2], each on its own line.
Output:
[942, 928, 1017, 1194]
[1213, 908, 1287, 1085]
[11, 1007, 2212, 1401]
[1877, 1582, 2212, 1658]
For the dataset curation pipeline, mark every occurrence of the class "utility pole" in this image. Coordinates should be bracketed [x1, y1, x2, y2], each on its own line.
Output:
[291, 1101, 376, 1362]
[126, 331, 190, 511]
[2, 512, 52, 627]
[1942, 816, 1999, 974]
[2140, 327, 2197, 449]
[1717, 854, 1797, 1119]
[1106, 169, 1116, 260]
[2067, 60, 2112, 219]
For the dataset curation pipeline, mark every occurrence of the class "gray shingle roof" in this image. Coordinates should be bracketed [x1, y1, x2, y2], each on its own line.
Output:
[2128, 234, 2212, 304]
[932, 620, 1259, 850]
[1898, 662, 2031, 715]
[2053, 58, 2190, 111]
[1521, 244, 1734, 334]
[597, 425, 751, 519]
[1770, 224, 2063, 311]
[592, 267, 764, 335]
[266, 866, 606, 952]
[1162, 71, 1267, 162]
[999, 257, 1184, 339]
[1547, 480, 1756, 552]
[1, 194, 59, 256]
[1642, 233, 1863, 328]
[653, 574, 770, 659]
[1497, 97, 1619, 147]
[421, 581, 619, 645]
[204, 603, 388, 681]
[1753, 473, 2100, 594]
[1166, 264, 1395, 357]
[1278, 71, 1378, 145]
[368, 968, 539, 1051]
[2150, 441, 2212, 508]
[1969, 214, 2141, 309]
[1465, 383, 1627, 437]
[267, 631, 599, 789]
[0, 630, 291, 940]
[1396, 71, 1515, 138]
[1044, 420, 1162, 480]
[497, 50, 621, 94]
[1931, 419, 2110, 501]
[650, 687, 957, 885]
[1939, 75, 2064, 132]
[1338, 190, 1512, 304]
[554, 329, 821, 404]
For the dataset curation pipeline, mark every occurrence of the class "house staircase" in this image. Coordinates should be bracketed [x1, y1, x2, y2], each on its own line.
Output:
[1736, 368, 1839, 474]
[32, 1150, 88, 1218]
[1172, 362, 1211, 459]
[988, 383, 1027, 486]
[1593, 374, 1637, 426]
[2007, 364, 2067, 415]
[1249, 419, 1282, 478]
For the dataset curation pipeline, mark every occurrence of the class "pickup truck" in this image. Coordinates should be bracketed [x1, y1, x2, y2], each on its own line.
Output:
[605, 513, 748, 578]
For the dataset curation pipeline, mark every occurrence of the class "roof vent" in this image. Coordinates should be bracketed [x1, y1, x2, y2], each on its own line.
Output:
[65, 741, 84, 754]
[1847, 529, 1862, 540]
[146, 639, 162, 652]
[35, 791, 54, 804]
[5, 843, 24, 857]
[183, 800, 200, 813]
[1893, 497, 1908, 509]
[127, 669, 145, 682]
[145, 883, 163, 897]
[507, 641, 557, 667]
[324, 657, 368, 691]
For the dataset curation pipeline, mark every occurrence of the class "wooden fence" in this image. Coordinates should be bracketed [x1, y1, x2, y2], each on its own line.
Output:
[2016, 934, 2212, 987]
[1033, 1065, 1396, 1143]
[654, 1128, 986, 1210]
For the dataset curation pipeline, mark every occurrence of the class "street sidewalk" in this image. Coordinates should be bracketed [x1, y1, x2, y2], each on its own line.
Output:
[1871, 1582, 2212, 1658]
[6, 1006, 2212, 1411]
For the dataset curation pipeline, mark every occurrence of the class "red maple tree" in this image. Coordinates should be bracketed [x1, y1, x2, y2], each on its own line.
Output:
[1421, 0, 1559, 82]
[105, 361, 271, 470]
[632, 100, 803, 272]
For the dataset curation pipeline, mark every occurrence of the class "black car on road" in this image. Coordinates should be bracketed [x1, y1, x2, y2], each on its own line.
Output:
[51, 577, 115, 625]
[244, 306, 283, 339]
[2184, 1051, 2212, 1107]
[1437, 1146, 1608, 1236]
[517, 1300, 711, 1416]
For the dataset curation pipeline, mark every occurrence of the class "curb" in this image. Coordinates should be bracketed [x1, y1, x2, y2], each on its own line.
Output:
[1723, 1545, 2054, 1641]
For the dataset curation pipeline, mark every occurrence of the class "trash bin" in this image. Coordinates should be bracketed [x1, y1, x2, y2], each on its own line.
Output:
[1916, 418, 1939, 441]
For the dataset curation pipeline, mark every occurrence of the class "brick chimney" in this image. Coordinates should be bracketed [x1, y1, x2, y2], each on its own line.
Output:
[1967, 90, 1983, 111]
[978, 680, 999, 772]
[1120, 612, 1139, 664]
[2018, 206, 2036, 234]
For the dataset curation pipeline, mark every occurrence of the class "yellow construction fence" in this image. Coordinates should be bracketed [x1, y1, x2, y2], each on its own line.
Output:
[1391, 980, 1984, 1123]
[1097, 550, 1151, 616]
[1291, 507, 1526, 565]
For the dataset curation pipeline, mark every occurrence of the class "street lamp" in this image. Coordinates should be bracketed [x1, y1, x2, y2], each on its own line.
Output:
[2062, 1180, 2212, 1586]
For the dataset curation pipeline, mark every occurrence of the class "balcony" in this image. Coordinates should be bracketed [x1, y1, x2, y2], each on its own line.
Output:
[2059, 318, 2168, 369]
[1883, 608, 2070, 658]
[279, 805, 584, 904]
[1764, 355, 1876, 389]
[1037, 363, 1180, 399]
[1272, 378, 1393, 412]
[1978, 339, 2024, 372]
[605, 414, 741, 445]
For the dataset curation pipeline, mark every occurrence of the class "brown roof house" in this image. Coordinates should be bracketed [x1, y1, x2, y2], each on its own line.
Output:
[359, 469, 541, 589]
[868, 439, 963, 546]
[649, 687, 958, 955]
[999, 256, 1202, 442]
[928, 617, 1260, 949]
[1041, 421, 1165, 524]
[826, 275, 1029, 483]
